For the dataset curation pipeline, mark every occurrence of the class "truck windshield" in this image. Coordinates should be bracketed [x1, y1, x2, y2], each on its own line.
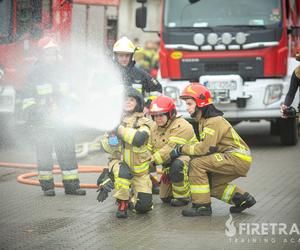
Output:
[164, 0, 282, 28]
[0, 0, 13, 42]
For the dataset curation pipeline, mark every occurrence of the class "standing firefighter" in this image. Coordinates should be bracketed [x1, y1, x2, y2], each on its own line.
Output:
[112, 36, 162, 110]
[148, 95, 198, 206]
[97, 88, 153, 218]
[21, 36, 86, 196]
[171, 83, 255, 216]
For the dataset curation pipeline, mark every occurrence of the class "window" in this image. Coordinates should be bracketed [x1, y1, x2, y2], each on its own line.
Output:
[0, 0, 13, 43]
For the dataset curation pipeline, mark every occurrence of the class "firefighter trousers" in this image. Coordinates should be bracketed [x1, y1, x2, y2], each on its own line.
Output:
[34, 127, 80, 191]
[189, 152, 251, 204]
[109, 160, 153, 213]
[159, 156, 191, 201]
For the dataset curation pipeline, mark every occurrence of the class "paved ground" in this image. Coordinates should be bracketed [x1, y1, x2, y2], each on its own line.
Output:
[0, 122, 300, 250]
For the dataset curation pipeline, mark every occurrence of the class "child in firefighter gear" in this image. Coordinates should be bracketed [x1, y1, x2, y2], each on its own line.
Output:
[21, 36, 86, 197]
[171, 83, 256, 216]
[98, 87, 153, 218]
[148, 95, 198, 207]
[112, 36, 162, 109]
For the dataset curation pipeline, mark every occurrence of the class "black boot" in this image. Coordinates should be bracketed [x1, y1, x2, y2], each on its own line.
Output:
[230, 192, 256, 213]
[182, 203, 212, 216]
[44, 189, 56, 196]
[63, 179, 86, 196]
[39, 179, 55, 196]
[170, 198, 189, 207]
[116, 200, 128, 218]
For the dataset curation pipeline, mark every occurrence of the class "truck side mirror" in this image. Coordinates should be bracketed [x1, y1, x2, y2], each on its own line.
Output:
[189, 0, 200, 3]
[136, 6, 147, 29]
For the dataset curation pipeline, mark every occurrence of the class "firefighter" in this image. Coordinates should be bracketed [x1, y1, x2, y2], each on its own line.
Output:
[97, 87, 153, 218]
[170, 83, 256, 216]
[112, 36, 162, 110]
[148, 95, 198, 206]
[21, 36, 86, 196]
[113, 36, 162, 194]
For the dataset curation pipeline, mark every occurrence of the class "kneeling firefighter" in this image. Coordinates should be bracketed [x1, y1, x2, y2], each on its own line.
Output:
[171, 83, 256, 216]
[97, 87, 153, 218]
[148, 95, 198, 206]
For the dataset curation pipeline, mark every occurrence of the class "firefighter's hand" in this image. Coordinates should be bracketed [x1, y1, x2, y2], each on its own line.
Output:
[160, 172, 171, 185]
[170, 145, 183, 160]
[96, 168, 114, 203]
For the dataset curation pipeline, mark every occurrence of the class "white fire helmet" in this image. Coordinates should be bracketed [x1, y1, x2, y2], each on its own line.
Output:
[113, 37, 136, 54]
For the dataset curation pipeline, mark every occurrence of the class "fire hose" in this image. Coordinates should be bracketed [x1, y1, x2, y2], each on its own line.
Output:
[0, 161, 161, 188]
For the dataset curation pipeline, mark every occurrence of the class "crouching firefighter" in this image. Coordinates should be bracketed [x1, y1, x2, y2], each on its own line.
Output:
[148, 95, 198, 206]
[171, 83, 256, 216]
[97, 87, 153, 218]
[21, 36, 86, 196]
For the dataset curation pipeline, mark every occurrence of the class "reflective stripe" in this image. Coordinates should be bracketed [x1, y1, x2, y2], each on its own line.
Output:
[101, 139, 114, 154]
[203, 127, 215, 136]
[62, 170, 79, 180]
[190, 184, 210, 194]
[123, 128, 136, 144]
[189, 145, 196, 155]
[124, 149, 131, 166]
[153, 151, 163, 165]
[231, 128, 246, 151]
[169, 136, 188, 144]
[115, 177, 131, 190]
[221, 184, 236, 203]
[38, 171, 53, 180]
[22, 98, 36, 110]
[101, 178, 111, 186]
[172, 192, 190, 199]
[231, 152, 252, 162]
[147, 143, 153, 151]
[172, 182, 189, 191]
[214, 153, 223, 162]
[36, 84, 53, 95]
[189, 135, 198, 144]
[131, 162, 149, 174]
[200, 132, 205, 140]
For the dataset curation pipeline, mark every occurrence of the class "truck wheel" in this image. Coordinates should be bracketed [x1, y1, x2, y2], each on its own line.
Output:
[270, 119, 280, 135]
[279, 117, 298, 145]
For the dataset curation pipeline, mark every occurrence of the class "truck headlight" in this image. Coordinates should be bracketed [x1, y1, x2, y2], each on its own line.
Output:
[263, 84, 283, 105]
[164, 86, 181, 106]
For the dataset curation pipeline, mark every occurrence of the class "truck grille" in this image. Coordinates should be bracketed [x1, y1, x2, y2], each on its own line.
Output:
[205, 63, 239, 73]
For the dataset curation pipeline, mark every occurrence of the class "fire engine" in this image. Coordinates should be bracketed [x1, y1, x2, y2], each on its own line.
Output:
[136, 0, 300, 145]
[0, 0, 72, 128]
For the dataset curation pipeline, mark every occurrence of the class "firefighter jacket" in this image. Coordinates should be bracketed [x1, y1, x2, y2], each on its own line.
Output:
[101, 112, 152, 176]
[148, 116, 198, 165]
[181, 116, 252, 163]
[120, 62, 162, 106]
[22, 60, 75, 126]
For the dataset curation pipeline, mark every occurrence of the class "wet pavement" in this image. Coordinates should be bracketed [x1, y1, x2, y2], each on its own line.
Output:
[0, 122, 300, 250]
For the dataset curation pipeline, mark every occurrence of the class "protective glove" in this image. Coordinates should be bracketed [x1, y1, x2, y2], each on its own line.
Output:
[108, 135, 119, 146]
[170, 144, 183, 160]
[149, 161, 157, 173]
[160, 172, 171, 185]
[96, 168, 114, 203]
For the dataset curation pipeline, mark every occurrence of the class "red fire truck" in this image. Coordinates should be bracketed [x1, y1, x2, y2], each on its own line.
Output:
[0, 0, 72, 128]
[136, 0, 300, 145]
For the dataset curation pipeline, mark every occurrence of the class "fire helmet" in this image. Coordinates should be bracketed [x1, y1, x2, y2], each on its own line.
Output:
[149, 95, 177, 119]
[113, 37, 136, 54]
[180, 83, 213, 108]
[125, 87, 144, 112]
